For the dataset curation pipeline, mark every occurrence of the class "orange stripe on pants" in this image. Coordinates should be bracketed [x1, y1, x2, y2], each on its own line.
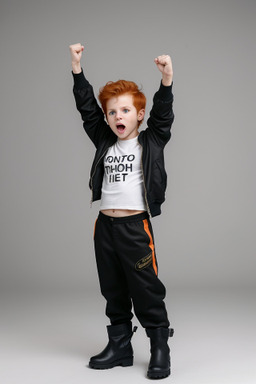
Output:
[143, 219, 158, 276]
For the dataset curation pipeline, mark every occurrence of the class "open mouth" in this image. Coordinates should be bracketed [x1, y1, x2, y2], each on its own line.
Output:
[116, 124, 126, 134]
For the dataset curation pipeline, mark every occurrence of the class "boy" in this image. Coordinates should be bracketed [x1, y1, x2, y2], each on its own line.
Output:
[69, 43, 175, 379]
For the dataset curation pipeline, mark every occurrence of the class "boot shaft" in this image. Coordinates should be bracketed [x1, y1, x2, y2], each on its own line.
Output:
[107, 322, 137, 350]
[146, 327, 174, 350]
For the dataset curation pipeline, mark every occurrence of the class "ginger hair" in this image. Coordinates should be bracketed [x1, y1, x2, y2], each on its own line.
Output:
[98, 80, 146, 127]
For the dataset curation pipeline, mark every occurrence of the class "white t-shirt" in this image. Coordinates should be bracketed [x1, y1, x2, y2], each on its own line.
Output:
[100, 136, 147, 211]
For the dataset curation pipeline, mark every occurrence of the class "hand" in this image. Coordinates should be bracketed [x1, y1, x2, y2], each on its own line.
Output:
[69, 43, 84, 73]
[154, 55, 173, 86]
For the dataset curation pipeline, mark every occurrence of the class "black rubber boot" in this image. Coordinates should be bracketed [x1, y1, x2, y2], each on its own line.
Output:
[146, 327, 174, 379]
[89, 322, 137, 369]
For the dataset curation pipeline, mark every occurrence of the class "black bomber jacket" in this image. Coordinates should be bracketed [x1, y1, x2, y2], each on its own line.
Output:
[72, 70, 174, 217]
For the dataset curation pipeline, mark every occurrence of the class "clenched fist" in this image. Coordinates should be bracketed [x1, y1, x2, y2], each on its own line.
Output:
[69, 43, 84, 74]
[154, 55, 173, 86]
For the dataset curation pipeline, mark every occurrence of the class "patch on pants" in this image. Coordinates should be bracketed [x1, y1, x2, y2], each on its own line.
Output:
[135, 253, 152, 271]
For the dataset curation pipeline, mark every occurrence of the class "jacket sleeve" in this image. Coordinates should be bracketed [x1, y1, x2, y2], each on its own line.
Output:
[72, 70, 112, 148]
[146, 81, 174, 147]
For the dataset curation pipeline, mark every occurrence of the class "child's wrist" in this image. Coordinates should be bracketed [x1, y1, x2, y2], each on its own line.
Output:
[72, 62, 82, 74]
[162, 75, 173, 86]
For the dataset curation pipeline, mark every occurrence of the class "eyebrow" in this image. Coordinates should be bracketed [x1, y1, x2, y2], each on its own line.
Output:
[107, 106, 131, 111]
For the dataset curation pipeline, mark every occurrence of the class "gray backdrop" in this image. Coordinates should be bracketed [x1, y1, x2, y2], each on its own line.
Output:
[1, 0, 255, 293]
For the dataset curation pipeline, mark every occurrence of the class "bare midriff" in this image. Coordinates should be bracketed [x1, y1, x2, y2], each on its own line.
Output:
[101, 209, 145, 217]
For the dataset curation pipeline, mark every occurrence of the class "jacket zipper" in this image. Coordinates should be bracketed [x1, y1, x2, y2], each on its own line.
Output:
[90, 148, 109, 208]
[140, 144, 152, 217]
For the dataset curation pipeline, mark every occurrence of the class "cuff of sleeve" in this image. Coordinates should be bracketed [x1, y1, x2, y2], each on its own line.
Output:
[155, 81, 173, 101]
[72, 69, 90, 89]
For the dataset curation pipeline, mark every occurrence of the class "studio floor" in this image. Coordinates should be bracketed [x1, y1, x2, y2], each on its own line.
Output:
[1, 287, 255, 384]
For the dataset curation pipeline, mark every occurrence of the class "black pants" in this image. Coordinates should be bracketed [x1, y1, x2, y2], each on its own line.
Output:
[94, 211, 169, 329]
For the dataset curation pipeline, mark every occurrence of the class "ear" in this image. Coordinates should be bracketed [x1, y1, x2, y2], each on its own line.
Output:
[137, 109, 145, 122]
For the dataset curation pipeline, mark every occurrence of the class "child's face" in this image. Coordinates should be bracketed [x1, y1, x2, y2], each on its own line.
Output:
[106, 94, 145, 140]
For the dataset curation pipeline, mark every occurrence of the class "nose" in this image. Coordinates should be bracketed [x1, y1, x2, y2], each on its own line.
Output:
[116, 111, 122, 120]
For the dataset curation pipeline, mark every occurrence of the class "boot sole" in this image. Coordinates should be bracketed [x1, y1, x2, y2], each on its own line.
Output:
[147, 368, 170, 379]
[89, 356, 133, 370]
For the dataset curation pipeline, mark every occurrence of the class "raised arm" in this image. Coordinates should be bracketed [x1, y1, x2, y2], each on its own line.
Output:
[146, 55, 174, 147]
[69, 43, 112, 148]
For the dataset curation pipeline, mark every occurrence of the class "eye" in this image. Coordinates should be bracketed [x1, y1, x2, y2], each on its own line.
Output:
[109, 111, 115, 116]
[123, 108, 129, 113]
